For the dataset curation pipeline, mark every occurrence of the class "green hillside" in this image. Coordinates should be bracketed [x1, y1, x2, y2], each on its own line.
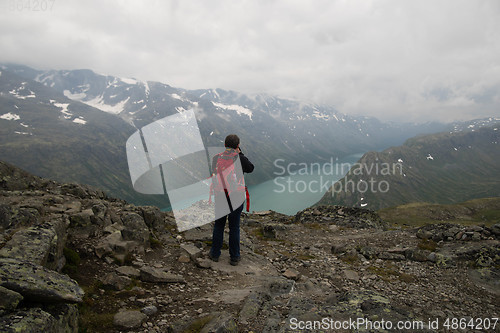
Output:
[317, 126, 500, 209]
[379, 197, 500, 228]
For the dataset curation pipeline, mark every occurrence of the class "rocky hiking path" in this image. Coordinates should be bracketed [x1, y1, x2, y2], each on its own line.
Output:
[0, 161, 499, 332]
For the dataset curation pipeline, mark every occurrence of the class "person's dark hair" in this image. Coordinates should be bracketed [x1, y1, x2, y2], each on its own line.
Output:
[224, 134, 240, 149]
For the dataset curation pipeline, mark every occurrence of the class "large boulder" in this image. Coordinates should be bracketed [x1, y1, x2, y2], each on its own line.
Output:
[0, 304, 78, 333]
[94, 230, 137, 258]
[120, 212, 150, 244]
[0, 219, 67, 271]
[0, 285, 23, 311]
[113, 310, 147, 329]
[0, 258, 84, 303]
[139, 206, 165, 231]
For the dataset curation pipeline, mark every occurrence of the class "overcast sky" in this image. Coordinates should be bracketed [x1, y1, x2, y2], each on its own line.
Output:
[1, 0, 499, 122]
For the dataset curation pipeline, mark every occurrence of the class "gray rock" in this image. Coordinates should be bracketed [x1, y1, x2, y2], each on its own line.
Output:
[263, 316, 285, 333]
[195, 258, 212, 269]
[0, 307, 57, 332]
[416, 228, 433, 240]
[0, 285, 23, 311]
[435, 253, 455, 268]
[100, 272, 132, 291]
[113, 310, 147, 329]
[331, 243, 347, 254]
[64, 201, 82, 214]
[378, 252, 406, 261]
[121, 212, 150, 244]
[239, 292, 269, 325]
[0, 205, 40, 230]
[262, 223, 288, 239]
[139, 266, 185, 283]
[0, 226, 54, 263]
[141, 305, 158, 316]
[178, 254, 191, 263]
[0, 304, 78, 333]
[344, 269, 360, 281]
[94, 231, 136, 258]
[0, 219, 67, 270]
[406, 248, 430, 262]
[180, 243, 203, 260]
[139, 206, 164, 231]
[69, 209, 94, 227]
[266, 277, 295, 296]
[282, 268, 301, 281]
[115, 265, 140, 278]
[489, 223, 500, 236]
[200, 312, 238, 333]
[0, 258, 84, 303]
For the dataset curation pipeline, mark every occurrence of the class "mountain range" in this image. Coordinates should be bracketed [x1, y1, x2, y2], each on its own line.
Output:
[317, 126, 500, 210]
[1, 63, 499, 208]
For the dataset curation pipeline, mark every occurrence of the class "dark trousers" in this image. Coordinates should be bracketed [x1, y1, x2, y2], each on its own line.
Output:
[210, 203, 244, 260]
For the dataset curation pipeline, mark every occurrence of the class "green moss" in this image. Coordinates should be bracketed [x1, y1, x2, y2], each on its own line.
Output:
[78, 311, 114, 333]
[63, 247, 81, 265]
[304, 222, 325, 230]
[62, 247, 81, 275]
[340, 253, 361, 266]
[368, 263, 416, 283]
[182, 314, 213, 333]
[149, 235, 163, 249]
[417, 239, 438, 252]
[297, 254, 316, 260]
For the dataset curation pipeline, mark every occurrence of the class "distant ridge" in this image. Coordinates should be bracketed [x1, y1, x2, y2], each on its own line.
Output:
[317, 126, 500, 210]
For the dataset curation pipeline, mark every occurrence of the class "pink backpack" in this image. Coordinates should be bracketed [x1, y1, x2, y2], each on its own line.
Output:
[209, 149, 249, 211]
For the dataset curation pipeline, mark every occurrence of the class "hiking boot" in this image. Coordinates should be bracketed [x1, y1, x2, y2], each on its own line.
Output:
[230, 257, 240, 266]
[208, 253, 219, 262]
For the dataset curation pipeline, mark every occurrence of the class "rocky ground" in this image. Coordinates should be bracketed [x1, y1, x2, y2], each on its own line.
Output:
[0, 160, 499, 333]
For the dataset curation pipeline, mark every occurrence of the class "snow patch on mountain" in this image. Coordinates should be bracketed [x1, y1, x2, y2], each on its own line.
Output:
[212, 102, 253, 120]
[9, 84, 36, 99]
[120, 77, 139, 85]
[82, 96, 130, 114]
[53, 102, 72, 119]
[64, 90, 87, 100]
[0, 113, 20, 121]
[73, 118, 87, 125]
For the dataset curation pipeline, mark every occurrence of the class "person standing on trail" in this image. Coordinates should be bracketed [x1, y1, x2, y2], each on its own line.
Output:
[209, 134, 254, 266]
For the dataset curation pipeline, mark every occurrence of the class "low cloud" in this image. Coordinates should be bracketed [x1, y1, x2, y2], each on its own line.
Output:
[1, 0, 499, 122]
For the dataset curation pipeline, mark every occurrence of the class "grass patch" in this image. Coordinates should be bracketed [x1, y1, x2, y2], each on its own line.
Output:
[62, 247, 81, 275]
[340, 254, 361, 266]
[250, 227, 265, 239]
[78, 281, 115, 332]
[474, 209, 500, 223]
[149, 235, 163, 249]
[78, 312, 115, 333]
[304, 222, 326, 230]
[368, 263, 416, 283]
[379, 197, 500, 228]
[182, 314, 214, 332]
[417, 239, 438, 252]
